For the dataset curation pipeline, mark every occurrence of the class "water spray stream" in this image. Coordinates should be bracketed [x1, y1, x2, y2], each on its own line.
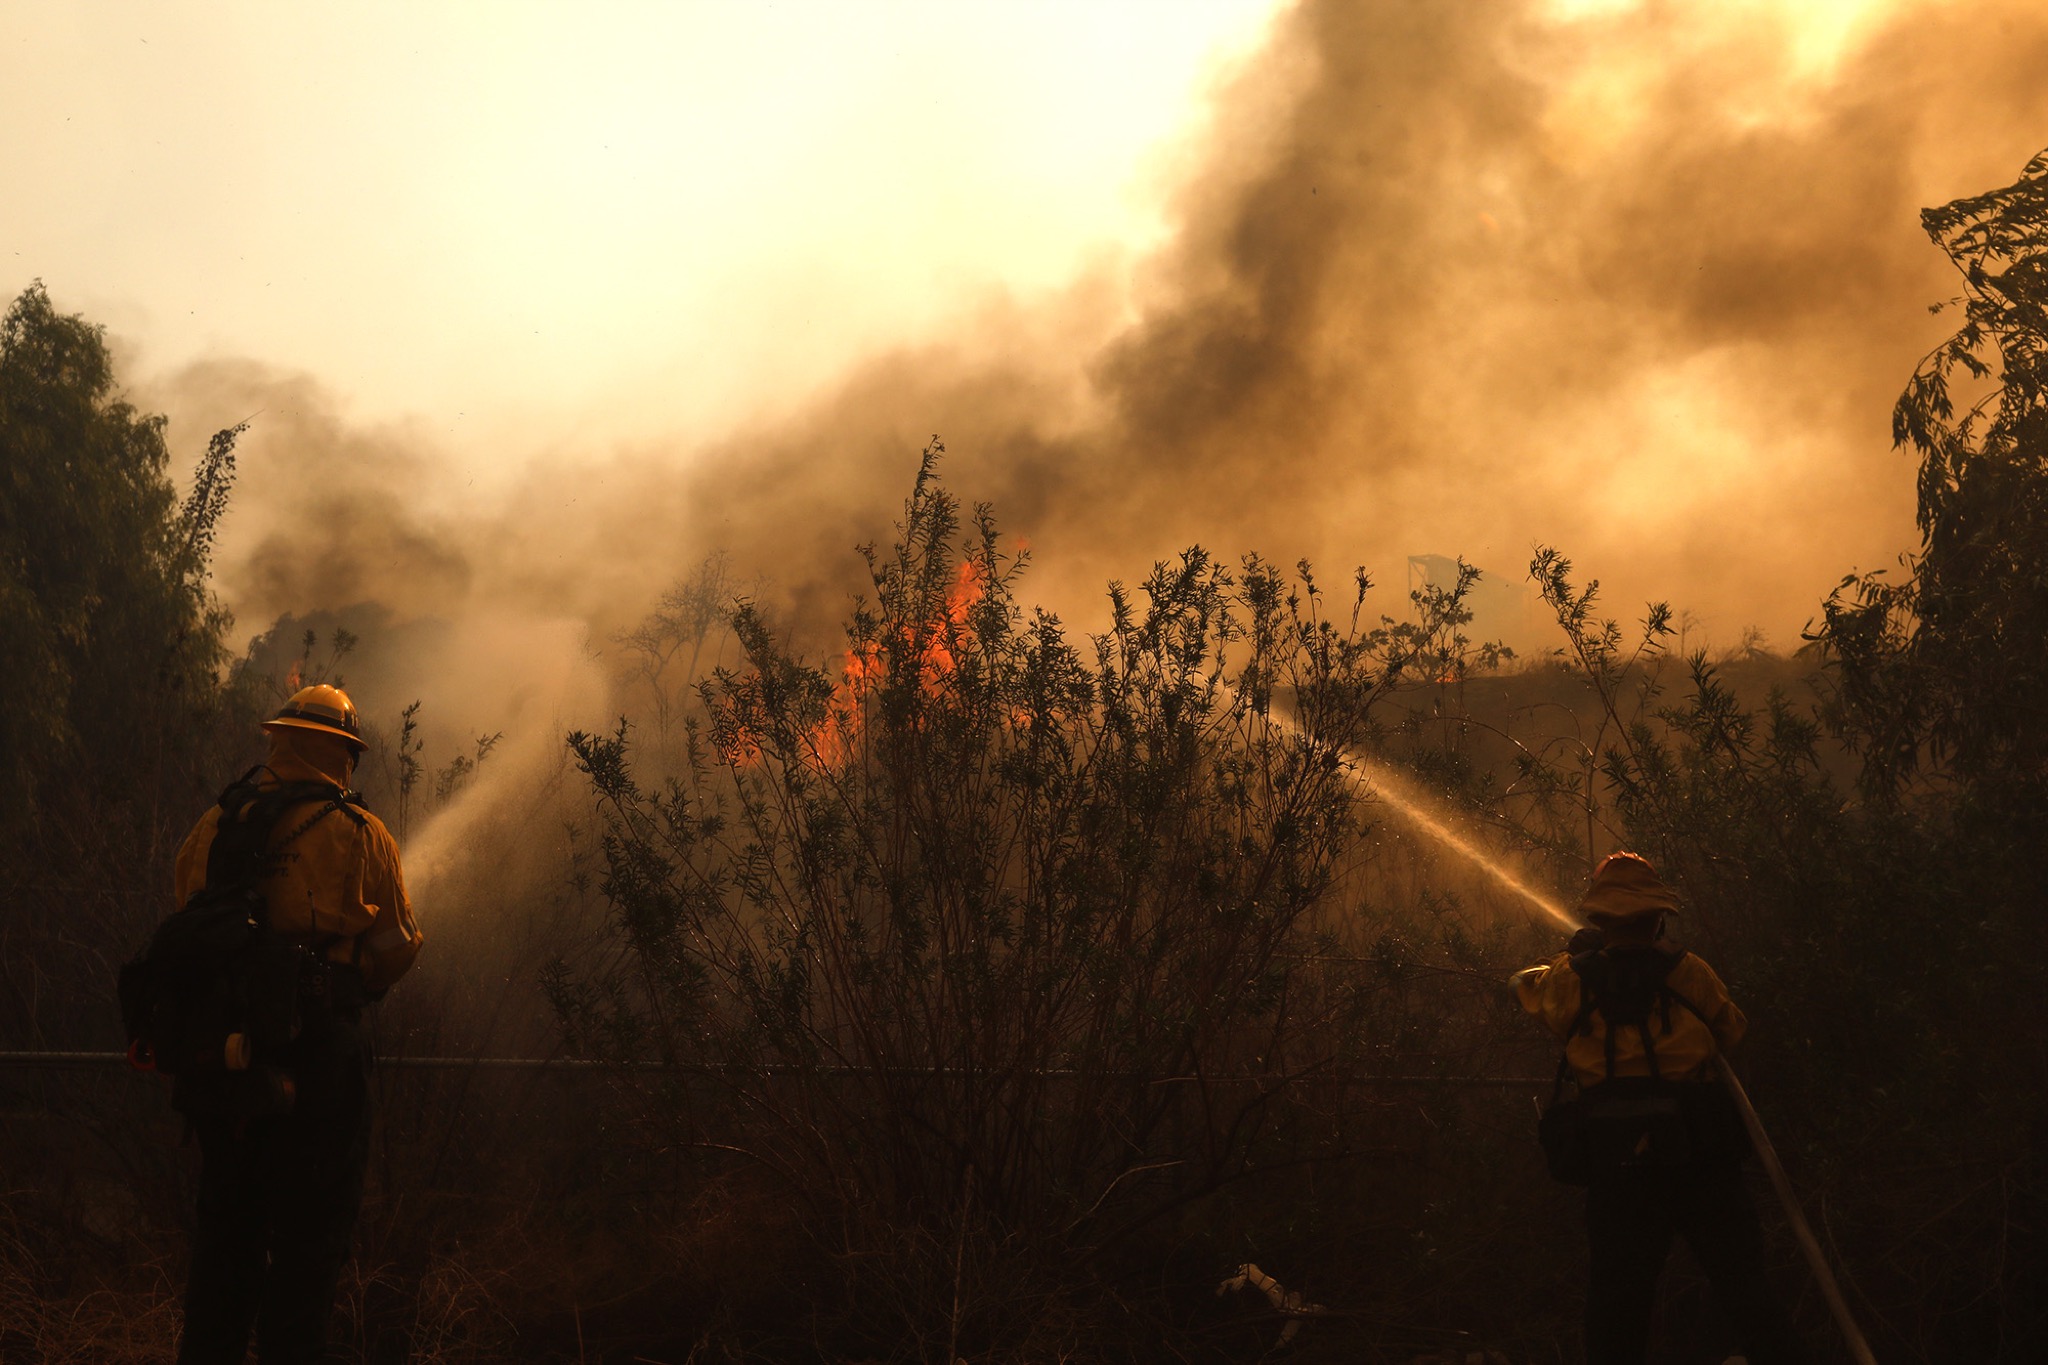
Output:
[1325, 736, 1581, 932]
[1261, 694, 1576, 928]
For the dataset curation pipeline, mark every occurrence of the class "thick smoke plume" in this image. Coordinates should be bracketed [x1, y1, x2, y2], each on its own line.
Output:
[136, 0, 2048, 885]
[162, 2, 2048, 642]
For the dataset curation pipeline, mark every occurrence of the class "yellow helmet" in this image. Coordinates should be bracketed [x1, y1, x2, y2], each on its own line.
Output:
[1580, 852, 1680, 927]
[263, 684, 367, 752]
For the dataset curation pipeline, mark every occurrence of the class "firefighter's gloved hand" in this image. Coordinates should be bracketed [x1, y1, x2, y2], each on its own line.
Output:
[1566, 926, 1605, 956]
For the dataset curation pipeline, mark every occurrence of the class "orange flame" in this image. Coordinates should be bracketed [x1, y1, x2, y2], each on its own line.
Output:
[918, 560, 986, 682]
[804, 559, 990, 771]
[806, 640, 883, 770]
[948, 559, 985, 623]
[715, 560, 1002, 774]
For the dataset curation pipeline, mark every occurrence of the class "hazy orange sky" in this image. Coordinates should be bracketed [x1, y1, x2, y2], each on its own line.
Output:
[7, 0, 2046, 672]
[3, 1, 1277, 461]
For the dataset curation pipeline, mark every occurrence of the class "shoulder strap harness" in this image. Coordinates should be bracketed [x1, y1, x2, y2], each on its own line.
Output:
[199, 766, 370, 935]
[1561, 946, 1697, 1084]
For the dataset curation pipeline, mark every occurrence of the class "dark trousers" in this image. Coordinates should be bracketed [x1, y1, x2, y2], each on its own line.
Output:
[1585, 1161, 1807, 1365]
[178, 1014, 370, 1365]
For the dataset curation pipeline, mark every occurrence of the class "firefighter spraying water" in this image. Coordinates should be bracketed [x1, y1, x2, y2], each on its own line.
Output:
[1516, 854, 1807, 1365]
[1311, 724, 1874, 1363]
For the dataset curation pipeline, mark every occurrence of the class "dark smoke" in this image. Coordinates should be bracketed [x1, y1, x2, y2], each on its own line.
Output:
[150, 0, 2048, 667]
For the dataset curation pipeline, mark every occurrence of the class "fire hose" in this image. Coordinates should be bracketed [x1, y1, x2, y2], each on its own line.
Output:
[1714, 1055, 1879, 1365]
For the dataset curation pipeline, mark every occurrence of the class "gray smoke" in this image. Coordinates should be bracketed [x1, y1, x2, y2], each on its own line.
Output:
[148, 0, 2048, 677]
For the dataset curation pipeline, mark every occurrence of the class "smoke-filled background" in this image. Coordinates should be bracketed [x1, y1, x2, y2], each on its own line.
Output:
[11, 6, 2048, 1357]
[9, 0, 2048, 873]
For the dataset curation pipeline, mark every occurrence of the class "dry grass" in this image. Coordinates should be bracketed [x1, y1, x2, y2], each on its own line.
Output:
[0, 1190, 519, 1365]
[0, 1199, 180, 1365]
[335, 1246, 517, 1364]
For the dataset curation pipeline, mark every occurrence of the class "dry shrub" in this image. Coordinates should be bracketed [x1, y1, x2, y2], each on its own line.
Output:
[0, 1197, 180, 1365]
[548, 449, 1489, 1357]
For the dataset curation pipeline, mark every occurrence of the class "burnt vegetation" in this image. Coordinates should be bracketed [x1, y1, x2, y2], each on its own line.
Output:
[2, 153, 2046, 1363]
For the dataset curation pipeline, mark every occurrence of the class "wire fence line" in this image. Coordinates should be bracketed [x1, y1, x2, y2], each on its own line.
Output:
[0, 1050, 1547, 1086]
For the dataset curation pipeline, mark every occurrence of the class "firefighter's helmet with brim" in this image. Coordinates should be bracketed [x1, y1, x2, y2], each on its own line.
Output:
[262, 684, 367, 752]
[1580, 852, 1680, 928]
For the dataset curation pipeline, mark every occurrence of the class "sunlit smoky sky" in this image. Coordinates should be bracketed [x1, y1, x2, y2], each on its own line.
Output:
[8, 0, 2048, 674]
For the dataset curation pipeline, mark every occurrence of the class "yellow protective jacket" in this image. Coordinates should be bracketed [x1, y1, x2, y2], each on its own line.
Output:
[1514, 945, 1744, 1087]
[173, 732, 423, 994]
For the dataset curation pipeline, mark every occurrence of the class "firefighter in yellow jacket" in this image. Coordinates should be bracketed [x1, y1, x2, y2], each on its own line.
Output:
[1516, 853, 1803, 1365]
[174, 684, 422, 1365]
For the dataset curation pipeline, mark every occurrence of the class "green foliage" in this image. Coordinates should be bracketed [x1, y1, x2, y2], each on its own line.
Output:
[1820, 147, 2048, 796]
[0, 283, 243, 819]
[0, 282, 261, 1052]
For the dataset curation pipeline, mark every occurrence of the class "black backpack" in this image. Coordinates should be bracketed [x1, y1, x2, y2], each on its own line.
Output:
[1537, 946, 1749, 1184]
[118, 769, 367, 1118]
